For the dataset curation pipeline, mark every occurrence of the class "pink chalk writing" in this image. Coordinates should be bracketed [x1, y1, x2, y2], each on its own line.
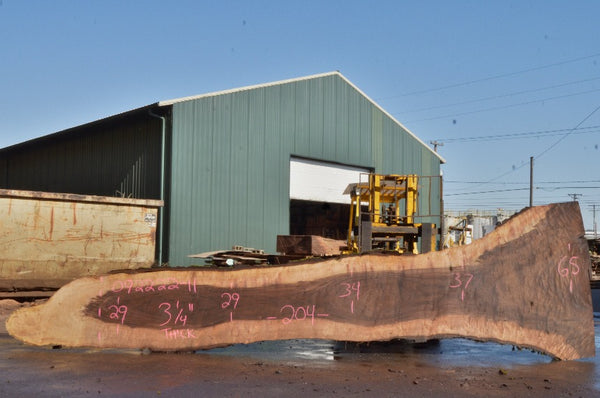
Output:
[98, 276, 105, 297]
[272, 304, 329, 325]
[221, 292, 240, 309]
[162, 328, 197, 339]
[221, 292, 240, 322]
[338, 281, 360, 313]
[558, 243, 580, 293]
[339, 282, 360, 300]
[188, 279, 197, 293]
[108, 297, 128, 324]
[449, 272, 474, 301]
[111, 278, 182, 294]
[158, 300, 189, 327]
[281, 304, 315, 325]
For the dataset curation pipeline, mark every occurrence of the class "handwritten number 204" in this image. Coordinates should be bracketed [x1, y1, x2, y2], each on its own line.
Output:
[280, 305, 315, 325]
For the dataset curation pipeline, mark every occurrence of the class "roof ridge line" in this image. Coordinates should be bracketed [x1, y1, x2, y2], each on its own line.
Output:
[158, 71, 342, 106]
[334, 74, 445, 163]
[158, 71, 444, 162]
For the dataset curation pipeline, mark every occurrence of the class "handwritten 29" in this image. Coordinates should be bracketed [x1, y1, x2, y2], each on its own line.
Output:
[106, 297, 127, 324]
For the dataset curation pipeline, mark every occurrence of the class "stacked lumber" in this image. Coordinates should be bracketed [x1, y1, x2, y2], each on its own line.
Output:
[276, 235, 345, 256]
[7, 202, 595, 360]
[188, 246, 271, 266]
[188, 246, 304, 266]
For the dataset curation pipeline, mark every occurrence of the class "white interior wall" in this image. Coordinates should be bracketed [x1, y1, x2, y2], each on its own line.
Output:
[289, 157, 370, 204]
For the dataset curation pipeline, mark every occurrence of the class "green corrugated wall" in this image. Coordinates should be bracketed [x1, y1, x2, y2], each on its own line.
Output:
[168, 73, 442, 265]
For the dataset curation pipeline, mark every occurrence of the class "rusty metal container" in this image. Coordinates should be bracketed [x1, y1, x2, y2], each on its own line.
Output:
[0, 189, 163, 294]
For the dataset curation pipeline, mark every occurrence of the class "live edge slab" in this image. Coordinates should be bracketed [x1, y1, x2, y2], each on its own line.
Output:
[7, 202, 595, 360]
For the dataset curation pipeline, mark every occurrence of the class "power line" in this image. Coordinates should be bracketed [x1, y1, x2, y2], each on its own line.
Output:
[445, 188, 530, 196]
[459, 102, 600, 188]
[406, 87, 600, 123]
[534, 103, 600, 160]
[445, 179, 600, 184]
[388, 52, 600, 97]
[536, 186, 600, 191]
[479, 160, 530, 185]
[445, 186, 600, 197]
[435, 125, 600, 143]
[399, 76, 600, 114]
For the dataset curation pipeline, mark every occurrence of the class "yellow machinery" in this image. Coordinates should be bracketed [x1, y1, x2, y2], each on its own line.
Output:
[443, 218, 473, 248]
[344, 173, 437, 254]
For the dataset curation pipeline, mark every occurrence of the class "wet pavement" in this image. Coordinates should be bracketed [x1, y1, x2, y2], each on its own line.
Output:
[207, 315, 600, 387]
[1, 312, 599, 397]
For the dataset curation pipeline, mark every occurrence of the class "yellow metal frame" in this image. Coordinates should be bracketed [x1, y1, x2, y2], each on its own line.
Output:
[368, 174, 418, 226]
[346, 173, 425, 253]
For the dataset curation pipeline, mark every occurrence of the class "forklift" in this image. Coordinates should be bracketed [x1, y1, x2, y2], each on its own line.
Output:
[344, 173, 437, 254]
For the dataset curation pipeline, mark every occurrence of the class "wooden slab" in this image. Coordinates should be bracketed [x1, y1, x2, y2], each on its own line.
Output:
[6, 202, 595, 360]
[276, 235, 345, 256]
[0, 189, 162, 291]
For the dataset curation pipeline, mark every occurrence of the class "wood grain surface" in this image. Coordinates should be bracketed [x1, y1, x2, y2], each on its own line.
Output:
[7, 202, 595, 360]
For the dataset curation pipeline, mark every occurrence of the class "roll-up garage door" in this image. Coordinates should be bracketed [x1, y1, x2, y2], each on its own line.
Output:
[289, 157, 371, 204]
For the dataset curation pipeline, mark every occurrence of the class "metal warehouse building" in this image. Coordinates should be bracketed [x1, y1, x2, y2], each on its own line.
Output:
[0, 72, 445, 266]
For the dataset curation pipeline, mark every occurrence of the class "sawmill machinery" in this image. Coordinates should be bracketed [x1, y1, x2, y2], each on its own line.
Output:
[344, 173, 437, 254]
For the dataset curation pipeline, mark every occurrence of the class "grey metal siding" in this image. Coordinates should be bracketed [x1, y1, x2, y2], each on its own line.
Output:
[168, 73, 441, 265]
[0, 113, 163, 199]
[371, 108, 384, 171]
[247, 89, 266, 248]
[264, 85, 288, 248]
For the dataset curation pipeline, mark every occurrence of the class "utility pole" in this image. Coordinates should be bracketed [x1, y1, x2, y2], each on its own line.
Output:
[568, 193, 582, 202]
[529, 156, 533, 207]
[592, 204, 597, 238]
[429, 140, 444, 152]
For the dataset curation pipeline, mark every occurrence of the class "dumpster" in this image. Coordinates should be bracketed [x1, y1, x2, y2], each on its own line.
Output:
[0, 189, 163, 295]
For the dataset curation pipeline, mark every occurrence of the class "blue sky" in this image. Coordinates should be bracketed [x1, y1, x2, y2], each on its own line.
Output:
[1, 1, 599, 230]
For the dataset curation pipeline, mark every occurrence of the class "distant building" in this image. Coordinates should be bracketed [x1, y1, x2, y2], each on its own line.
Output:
[443, 209, 516, 248]
[0, 72, 444, 266]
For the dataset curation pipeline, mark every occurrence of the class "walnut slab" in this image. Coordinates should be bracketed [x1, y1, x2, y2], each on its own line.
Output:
[7, 202, 595, 360]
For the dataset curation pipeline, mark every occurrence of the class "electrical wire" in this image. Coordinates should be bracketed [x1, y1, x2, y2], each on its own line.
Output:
[399, 76, 600, 114]
[534, 103, 600, 160]
[390, 53, 600, 216]
[445, 179, 600, 184]
[435, 125, 600, 143]
[449, 102, 600, 188]
[387, 52, 600, 97]
[406, 87, 600, 123]
[445, 188, 530, 196]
